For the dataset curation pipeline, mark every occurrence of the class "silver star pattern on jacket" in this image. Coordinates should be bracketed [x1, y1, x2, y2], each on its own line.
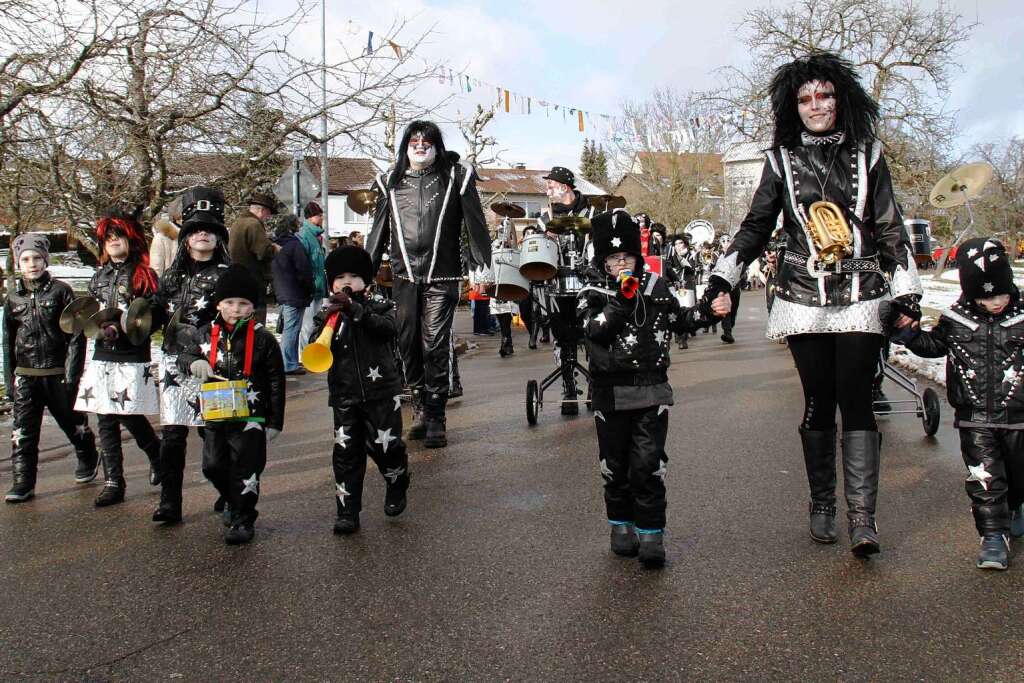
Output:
[1004, 366, 1020, 386]
[367, 366, 382, 382]
[200, 341, 212, 355]
[193, 295, 209, 310]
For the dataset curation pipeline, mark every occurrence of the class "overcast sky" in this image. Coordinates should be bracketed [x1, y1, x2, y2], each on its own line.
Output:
[276, 0, 1024, 172]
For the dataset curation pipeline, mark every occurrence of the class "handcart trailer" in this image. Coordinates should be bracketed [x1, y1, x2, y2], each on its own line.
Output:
[874, 351, 941, 436]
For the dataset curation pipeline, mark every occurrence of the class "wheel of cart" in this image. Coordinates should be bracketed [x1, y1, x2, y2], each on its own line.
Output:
[875, 351, 941, 436]
[526, 379, 540, 426]
[525, 363, 592, 426]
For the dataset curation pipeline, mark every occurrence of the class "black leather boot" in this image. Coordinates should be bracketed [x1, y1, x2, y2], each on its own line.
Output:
[407, 390, 426, 441]
[800, 428, 837, 544]
[334, 513, 360, 535]
[73, 432, 100, 484]
[499, 336, 514, 357]
[143, 440, 162, 487]
[94, 448, 126, 507]
[528, 322, 539, 349]
[610, 523, 639, 557]
[152, 471, 183, 524]
[638, 531, 666, 568]
[5, 453, 37, 503]
[424, 396, 447, 449]
[384, 471, 409, 517]
[225, 524, 255, 545]
[843, 430, 882, 557]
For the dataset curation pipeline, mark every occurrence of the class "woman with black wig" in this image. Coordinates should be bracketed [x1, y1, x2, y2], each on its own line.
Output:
[702, 53, 922, 557]
[366, 120, 491, 448]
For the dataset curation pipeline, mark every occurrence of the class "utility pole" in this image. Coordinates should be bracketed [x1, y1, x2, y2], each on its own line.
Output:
[320, 0, 329, 233]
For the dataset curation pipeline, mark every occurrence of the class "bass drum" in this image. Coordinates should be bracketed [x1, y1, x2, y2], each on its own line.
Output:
[518, 233, 559, 281]
[488, 248, 530, 301]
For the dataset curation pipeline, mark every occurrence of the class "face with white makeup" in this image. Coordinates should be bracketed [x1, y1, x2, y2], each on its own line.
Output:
[407, 133, 437, 170]
[797, 80, 837, 134]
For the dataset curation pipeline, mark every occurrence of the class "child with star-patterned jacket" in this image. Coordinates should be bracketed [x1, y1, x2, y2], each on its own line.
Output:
[308, 245, 409, 534]
[897, 238, 1024, 556]
[579, 210, 729, 566]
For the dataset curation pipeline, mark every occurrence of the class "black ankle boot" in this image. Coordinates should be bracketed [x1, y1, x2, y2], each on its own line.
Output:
[152, 472, 183, 524]
[225, 523, 255, 545]
[74, 437, 100, 484]
[499, 336, 514, 357]
[423, 396, 447, 448]
[843, 430, 882, 557]
[143, 441, 162, 487]
[5, 453, 37, 503]
[800, 428, 838, 544]
[384, 471, 409, 516]
[528, 325, 538, 350]
[610, 523, 639, 557]
[333, 514, 360, 535]
[95, 480, 126, 507]
[638, 530, 666, 568]
[407, 391, 426, 440]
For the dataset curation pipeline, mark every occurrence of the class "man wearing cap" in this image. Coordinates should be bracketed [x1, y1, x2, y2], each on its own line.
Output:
[537, 165, 595, 416]
[228, 192, 279, 323]
[3, 233, 99, 502]
[151, 186, 232, 524]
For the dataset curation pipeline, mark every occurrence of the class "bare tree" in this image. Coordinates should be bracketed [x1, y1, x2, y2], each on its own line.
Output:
[459, 104, 503, 168]
[965, 138, 1024, 246]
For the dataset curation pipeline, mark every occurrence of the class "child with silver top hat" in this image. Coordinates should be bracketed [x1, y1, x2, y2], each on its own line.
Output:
[581, 209, 731, 567]
[178, 264, 285, 545]
[309, 245, 410, 535]
[897, 237, 1024, 570]
[4, 233, 99, 502]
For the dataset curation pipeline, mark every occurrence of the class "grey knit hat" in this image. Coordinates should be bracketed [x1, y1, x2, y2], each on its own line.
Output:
[12, 233, 50, 264]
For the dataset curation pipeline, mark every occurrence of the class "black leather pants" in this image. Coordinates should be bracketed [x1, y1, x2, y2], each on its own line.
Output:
[331, 398, 409, 517]
[96, 414, 160, 485]
[960, 427, 1024, 535]
[10, 374, 96, 485]
[393, 279, 460, 398]
[549, 296, 580, 397]
[595, 405, 669, 531]
[202, 422, 267, 526]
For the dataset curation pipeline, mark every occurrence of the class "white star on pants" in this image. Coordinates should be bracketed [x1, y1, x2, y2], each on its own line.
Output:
[336, 482, 351, 507]
[335, 425, 351, 448]
[657, 404, 669, 416]
[967, 463, 993, 491]
[375, 428, 396, 453]
[240, 473, 260, 496]
[599, 459, 614, 480]
[11, 428, 24, 444]
[393, 394, 403, 411]
[653, 461, 668, 480]
[383, 466, 406, 483]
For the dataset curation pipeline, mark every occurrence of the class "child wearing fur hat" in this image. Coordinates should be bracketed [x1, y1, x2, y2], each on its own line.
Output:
[3, 233, 100, 502]
[582, 210, 731, 567]
[896, 238, 1024, 570]
[309, 245, 410, 535]
[75, 209, 163, 508]
[178, 264, 285, 544]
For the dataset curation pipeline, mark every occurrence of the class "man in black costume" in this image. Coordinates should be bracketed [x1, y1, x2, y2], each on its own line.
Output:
[367, 121, 491, 448]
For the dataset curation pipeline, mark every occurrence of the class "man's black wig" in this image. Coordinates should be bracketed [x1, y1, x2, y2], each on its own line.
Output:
[769, 52, 879, 149]
[390, 120, 454, 189]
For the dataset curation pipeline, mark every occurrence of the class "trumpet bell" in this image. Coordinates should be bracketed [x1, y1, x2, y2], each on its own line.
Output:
[301, 342, 333, 373]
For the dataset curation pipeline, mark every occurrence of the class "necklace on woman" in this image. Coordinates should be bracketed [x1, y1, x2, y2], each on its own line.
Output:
[809, 143, 840, 202]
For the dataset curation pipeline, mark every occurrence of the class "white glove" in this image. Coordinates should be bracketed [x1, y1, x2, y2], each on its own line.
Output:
[266, 428, 281, 442]
[190, 359, 213, 382]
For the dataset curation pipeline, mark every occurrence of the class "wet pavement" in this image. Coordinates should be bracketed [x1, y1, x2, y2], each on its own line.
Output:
[2, 295, 1023, 680]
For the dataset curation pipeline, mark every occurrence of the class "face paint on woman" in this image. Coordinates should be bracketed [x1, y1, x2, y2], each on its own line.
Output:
[797, 80, 837, 134]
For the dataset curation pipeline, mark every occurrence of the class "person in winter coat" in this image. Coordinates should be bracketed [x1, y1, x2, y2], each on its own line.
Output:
[581, 210, 731, 568]
[3, 233, 99, 502]
[271, 214, 314, 375]
[298, 201, 328, 357]
[178, 264, 285, 544]
[74, 209, 163, 508]
[897, 238, 1024, 570]
[228, 193, 279, 322]
[309, 245, 410, 535]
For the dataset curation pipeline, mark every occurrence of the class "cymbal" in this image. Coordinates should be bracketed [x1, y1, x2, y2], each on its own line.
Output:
[90, 307, 123, 340]
[587, 195, 626, 210]
[346, 189, 379, 215]
[59, 296, 100, 336]
[120, 297, 152, 346]
[546, 215, 592, 234]
[490, 202, 526, 219]
[929, 162, 994, 209]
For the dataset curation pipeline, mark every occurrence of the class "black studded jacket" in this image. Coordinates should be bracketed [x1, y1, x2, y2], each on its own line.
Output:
[156, 258, 229, 353]
[3, 273, 84, 392]
[903, 296, 1024, 427]
[88, 260, 161, 363]
[716, 137, 920, 306]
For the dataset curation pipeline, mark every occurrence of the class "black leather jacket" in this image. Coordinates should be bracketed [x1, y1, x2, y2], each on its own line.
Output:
[88, 260, 160, 363]
[310, 292, 402, 407]
[157, 258, 229, 353]
[904, 296, 1024, 427]
[716, 138, 920, 306]
[178, 316, 286, 430]
[582, 271, 705, 387]
[665, 250, 696, 289]
[367, 155, 491, 284]
[3, 273, 85, 391]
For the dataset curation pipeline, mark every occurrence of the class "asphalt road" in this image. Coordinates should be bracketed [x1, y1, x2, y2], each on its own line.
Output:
[2, 294, 1023, 681]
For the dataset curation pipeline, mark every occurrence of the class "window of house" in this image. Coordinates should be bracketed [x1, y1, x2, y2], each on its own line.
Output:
[343, 201, 372, 224]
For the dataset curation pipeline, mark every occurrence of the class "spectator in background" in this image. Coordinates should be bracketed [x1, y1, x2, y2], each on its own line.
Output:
[298, 202, 327, 356]
[150, 196, 182, 277]
[270, 214, 314, 376]
[348, 230, 364, 249]
[229, 192, 279, 322]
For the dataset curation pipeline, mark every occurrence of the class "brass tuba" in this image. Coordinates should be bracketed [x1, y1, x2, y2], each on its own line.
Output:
[807, 201, 853, 266]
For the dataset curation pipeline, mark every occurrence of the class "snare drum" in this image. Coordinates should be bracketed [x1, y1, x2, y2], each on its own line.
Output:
[487, 248, 530, 301]
[547, 267, 584, 297]
[519, 234, 559, 281]
[200, 380, 250, 421]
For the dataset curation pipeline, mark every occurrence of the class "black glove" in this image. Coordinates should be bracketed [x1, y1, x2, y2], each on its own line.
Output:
[347, 299, 364, 320]
[325, 291, 351, 315]
[890, 294, 922, 323]
[697, 274, 732, 320]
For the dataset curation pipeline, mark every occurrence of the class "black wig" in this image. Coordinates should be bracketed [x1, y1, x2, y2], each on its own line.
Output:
[769, 52, 879, 149]
[389, 120, 454, 189]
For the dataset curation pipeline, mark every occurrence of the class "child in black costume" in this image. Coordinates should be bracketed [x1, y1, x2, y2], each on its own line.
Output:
[897, 238, 1024, 570]
[310, 246, 410, 535]
[581, 210, 731, 567]
[179, 265, 285, 545]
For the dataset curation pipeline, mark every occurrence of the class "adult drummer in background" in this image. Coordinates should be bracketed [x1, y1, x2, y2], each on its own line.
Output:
[537, 166, 595, 416]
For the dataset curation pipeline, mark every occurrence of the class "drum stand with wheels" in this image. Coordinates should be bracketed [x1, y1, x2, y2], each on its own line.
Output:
[874, 350, 941, 436]
[524, 288, 593, 426]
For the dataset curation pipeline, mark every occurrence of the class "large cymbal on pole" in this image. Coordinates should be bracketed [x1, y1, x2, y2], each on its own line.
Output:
[587, 194, 626, 210]
[490, 202, 526, 218]
[59, 296, 100, 336]
[120, 298, 153, 346]
[346, 189, 379, 215]
[545, 215, 592, 234]
[929, 162, 994, 209]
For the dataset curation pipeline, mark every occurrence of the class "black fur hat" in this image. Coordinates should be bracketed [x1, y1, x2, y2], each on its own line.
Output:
[957, 238, 1016, 301]
[213, 264, 261, 306]
[325, 245, 374, 286]
[175, 186, 230, 267]
[590, 209, 643, 269]
[769, 52, 879, 149]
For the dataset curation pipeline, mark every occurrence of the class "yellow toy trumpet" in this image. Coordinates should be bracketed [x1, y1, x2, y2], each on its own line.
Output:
[301, 311, 342, 373]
